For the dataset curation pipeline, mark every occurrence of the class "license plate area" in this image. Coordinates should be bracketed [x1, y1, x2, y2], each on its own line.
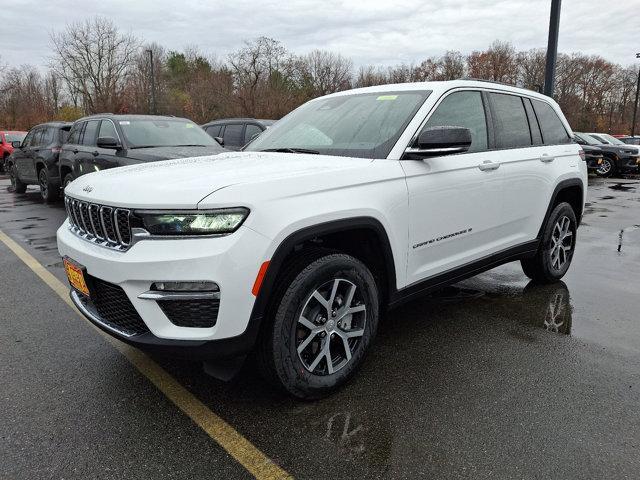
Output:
[63, 257, 91, 297]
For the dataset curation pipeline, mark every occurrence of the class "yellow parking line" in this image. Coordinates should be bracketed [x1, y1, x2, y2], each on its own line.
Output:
[0, 228, 291, 480]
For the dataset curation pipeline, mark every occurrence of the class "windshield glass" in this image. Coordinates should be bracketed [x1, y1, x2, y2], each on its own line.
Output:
[574, 133, 603, 146]
[5, 132, 27, 143]
[118, 119, 222, 149]
[595, 133, 625, 145]
[245, 90, 431, 159]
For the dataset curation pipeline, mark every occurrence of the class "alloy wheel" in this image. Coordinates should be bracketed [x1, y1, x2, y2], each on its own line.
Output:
[597, 158, 612, 175]
[39, 170, 48, 199]
[296, 278, 367, 375]
[549, 215, 573, 271]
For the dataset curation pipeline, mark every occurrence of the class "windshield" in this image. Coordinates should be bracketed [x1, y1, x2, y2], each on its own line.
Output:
[574, 133, 603, 146]
[245, 90, 431, 159]
[5, 132, 27, 143]
[117, 119, 223, 149]
[593, 133, 625, 145]
[621, 137, 640, 145]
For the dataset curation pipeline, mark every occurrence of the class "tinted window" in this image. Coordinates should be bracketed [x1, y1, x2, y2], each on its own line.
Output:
[223, 124, 244, 147]
[490, 93, 531, 148]
[531, 100, 570, 145]
[21, 130, 35, 147]
[523, 98, 542, 145]
[98, 120, 118, 139]
[81, 120, 100, 146]
[41, 127, 55, 145]
[31, 129, 45, 146]
[244, 124, 262, 144]
[422, 91, 488, 153]
[206, 125, 222, 137]
[67, 122, 84, 144]
[58, 127, 70, 143]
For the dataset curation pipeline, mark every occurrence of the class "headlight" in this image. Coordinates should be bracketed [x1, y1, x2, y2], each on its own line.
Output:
[135, 208, 249, 236]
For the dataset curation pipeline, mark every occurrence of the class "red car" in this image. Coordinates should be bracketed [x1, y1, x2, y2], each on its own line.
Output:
[1, 131, 28, 173]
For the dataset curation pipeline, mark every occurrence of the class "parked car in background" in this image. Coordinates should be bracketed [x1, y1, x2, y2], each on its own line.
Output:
[201, 118, 275, 150]
[617, 135, 640, 146]
[58, 114, 226, 188]
[587, 132, 640, 155]
[1, 130, 28, 173]
[7, 122, 71, 202]
[573, 132, 639, 177]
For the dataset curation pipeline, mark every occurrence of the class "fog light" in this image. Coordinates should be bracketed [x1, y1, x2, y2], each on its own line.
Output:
[152, 281, 219, 292]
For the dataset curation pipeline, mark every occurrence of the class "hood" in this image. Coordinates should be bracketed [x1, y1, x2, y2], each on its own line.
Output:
[580, 144, 602, 153]
[64, 151, 373, 208]
[123, 145, 226, 162]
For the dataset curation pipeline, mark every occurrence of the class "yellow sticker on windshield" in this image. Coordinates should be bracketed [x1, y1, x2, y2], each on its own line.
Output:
[377, 95, 398, 101]
[185, 123, 195, 128]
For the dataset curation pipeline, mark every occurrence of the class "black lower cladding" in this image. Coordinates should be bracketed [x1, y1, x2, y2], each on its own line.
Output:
[157, 298, 219, 328]
[81, 275, 150, 336]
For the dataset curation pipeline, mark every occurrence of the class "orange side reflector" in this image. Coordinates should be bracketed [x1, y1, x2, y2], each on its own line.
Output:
[252, 261, 270, 296]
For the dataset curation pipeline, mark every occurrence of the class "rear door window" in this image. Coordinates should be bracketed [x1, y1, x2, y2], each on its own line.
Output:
[42, 127, 55, 145]
[422, 90, 488, 153]
[244, 124, 262, 144]
[523, 98, 543, 145]
[531, 99, 570, 145]
[489, 93, 531, 149]
[223, 124, 245, 148]
[81, 120, 100, 146]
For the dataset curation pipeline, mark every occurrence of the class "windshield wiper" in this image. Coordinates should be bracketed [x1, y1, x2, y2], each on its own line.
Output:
[128, 145, 158, 149]
[260, 147, 320, 154]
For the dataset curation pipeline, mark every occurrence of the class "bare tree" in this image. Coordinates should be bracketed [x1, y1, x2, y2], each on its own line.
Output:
[50, 16, 139, 114]
[297, 50, 353, 96]
[467, 40, 518, 84]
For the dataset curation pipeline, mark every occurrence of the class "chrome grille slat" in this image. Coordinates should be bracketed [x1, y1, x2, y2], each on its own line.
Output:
[65, 196, 132, 251]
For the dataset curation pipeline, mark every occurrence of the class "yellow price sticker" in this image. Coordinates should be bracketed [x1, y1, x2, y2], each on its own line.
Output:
[377, 95, 398, 101]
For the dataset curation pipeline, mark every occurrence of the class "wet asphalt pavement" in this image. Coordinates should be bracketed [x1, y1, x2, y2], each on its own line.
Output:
[1, 175, 639, 479]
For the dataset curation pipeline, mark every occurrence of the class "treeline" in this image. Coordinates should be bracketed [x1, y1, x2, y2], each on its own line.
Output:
[1, 16, 638, 134]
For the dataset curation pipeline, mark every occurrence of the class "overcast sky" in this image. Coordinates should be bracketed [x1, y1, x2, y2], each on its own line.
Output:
[3, 0, 639, 70]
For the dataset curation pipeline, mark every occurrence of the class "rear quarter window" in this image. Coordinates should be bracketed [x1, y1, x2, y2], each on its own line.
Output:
[531, 100, 571, 145]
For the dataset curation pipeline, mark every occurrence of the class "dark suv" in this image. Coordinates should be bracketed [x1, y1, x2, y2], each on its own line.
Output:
[573, 132, 639, 177]
[201, 118, 275, 150]
[58, 114, 226, 188]
[7, 122, 72, 202]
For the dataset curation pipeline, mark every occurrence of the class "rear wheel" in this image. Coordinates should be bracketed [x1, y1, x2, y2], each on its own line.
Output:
[9, 164, 27, 194]
[521, 202, 577, 284]
[257, 252, 379, 399]
[39, 168, 59, 203]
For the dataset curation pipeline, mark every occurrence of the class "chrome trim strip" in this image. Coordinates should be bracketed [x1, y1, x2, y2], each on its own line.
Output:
[138, 291, 221, 301]
[70, 290, 137, 338]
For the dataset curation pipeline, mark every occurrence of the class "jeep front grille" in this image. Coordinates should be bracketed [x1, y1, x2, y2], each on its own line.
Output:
[65, 196, 131, 251]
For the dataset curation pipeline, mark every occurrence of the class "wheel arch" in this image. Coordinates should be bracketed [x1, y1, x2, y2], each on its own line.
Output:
[538, 178, 584, 239]
[249, 217, 397, 325]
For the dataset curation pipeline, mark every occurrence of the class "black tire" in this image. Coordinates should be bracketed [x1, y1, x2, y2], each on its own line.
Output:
[63, 173, 75, 190]
[257, 251, 379, 399]
[521, 202, 577, 284]
[38, 168, 59, 203]
[9, 164, 27, 194]
[595, 156, 615, 177]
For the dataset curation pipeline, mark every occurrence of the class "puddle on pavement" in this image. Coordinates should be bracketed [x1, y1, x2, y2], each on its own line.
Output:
[609, 183, 638, 192]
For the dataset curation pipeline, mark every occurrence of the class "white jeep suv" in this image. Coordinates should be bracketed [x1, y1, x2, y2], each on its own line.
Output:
[57, 80, 587, 399]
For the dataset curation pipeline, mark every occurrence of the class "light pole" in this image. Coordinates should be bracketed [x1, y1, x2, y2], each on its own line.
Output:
[543, 0, 562, 97]
[631, 53, 640, 137]
[146, 49, 157, 115]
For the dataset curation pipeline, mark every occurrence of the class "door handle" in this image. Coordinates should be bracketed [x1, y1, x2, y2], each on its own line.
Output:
[540, 154, 555, 163]
[478, 160, 500, 171]
[73, 148, 79, 154]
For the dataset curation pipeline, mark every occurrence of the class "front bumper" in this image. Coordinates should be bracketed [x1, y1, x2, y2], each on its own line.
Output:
[57, 221, 271, 351]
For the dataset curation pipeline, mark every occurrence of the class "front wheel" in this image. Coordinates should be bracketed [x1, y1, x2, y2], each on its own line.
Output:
[39, 168, 59, 203]
[257, 252, 379, 399]
[9, 164, 27, 194]
[63, 173, 75, 190]
[596, 157, 615, 177]
[521, 202, 577, 284]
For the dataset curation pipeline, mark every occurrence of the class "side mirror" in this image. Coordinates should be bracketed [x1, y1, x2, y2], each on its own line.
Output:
[214, 136, 224, 147]
[11, 141, 21, 148]
[97, 136, 121, 149]
[406, 126, 472, 157]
